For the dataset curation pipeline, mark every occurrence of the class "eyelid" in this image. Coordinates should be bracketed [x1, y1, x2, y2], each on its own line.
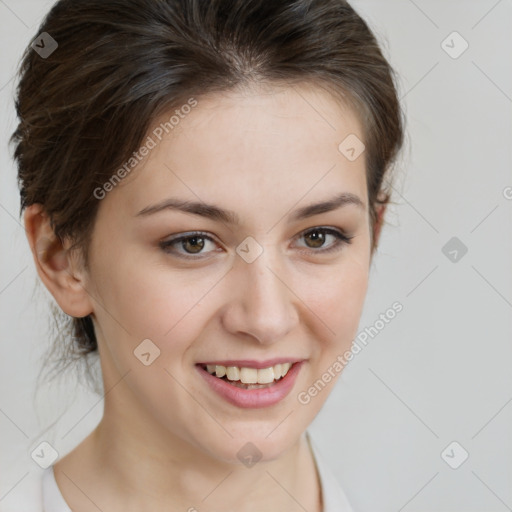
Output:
[159, 231, 219, 260]
[292, 226, 354, 254]
[159, 226, 353, 259]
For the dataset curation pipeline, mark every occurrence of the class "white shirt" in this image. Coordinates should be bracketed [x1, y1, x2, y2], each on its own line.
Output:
[40, 434, 355, 512]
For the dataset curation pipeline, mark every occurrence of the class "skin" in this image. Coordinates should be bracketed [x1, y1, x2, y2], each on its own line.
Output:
[25, 82, 385, 511]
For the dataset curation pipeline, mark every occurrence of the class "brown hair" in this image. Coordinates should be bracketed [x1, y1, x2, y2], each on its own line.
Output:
[10, 0, 405, 374]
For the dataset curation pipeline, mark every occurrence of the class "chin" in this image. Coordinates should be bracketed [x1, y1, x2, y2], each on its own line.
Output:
[194, 421, 308, 466]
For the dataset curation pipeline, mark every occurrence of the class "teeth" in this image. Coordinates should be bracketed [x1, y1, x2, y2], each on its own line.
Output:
[226, 366, 240, 381]
[240, 367, 258, 384]
[215, 365, 226, 378]
[257, 367, 274, 384]
[205, 362, 293, 384]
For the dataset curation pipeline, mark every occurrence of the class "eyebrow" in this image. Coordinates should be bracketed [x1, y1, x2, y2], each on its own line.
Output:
[135, 192, 365, 224]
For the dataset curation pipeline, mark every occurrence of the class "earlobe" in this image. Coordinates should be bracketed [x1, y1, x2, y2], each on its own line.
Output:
[24, 204, 93, 318]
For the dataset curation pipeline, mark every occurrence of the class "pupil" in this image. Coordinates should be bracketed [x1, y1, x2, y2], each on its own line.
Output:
[307, 231, 324, 248]
[184, 236, 204, 253]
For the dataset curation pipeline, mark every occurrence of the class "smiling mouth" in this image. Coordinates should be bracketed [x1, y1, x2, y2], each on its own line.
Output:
[199, 362, 292, 389]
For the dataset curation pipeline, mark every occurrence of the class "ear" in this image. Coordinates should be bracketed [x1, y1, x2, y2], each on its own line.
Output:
[372, 203, 387, 248]
[23, 204, 94, 318]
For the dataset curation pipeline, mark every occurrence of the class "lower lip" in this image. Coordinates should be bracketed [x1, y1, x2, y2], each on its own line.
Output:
[196, 362, 302, 409]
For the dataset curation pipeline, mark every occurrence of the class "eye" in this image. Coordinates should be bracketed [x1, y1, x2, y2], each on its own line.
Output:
[159, 227, 354, 260]
[159, 231, 220, 259]
[294, 227, 354, 254]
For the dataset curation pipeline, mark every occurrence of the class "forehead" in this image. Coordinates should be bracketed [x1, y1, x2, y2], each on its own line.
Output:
[165, 82, 364, 161]
[102, 82, 368, 223]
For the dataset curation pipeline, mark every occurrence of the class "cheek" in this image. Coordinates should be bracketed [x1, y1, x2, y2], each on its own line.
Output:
[295, 264, 368, 405]
[90, 230, 369, 363]
[295, 256, 369, 338]
[327, 266, 368, 328]
[90, 250, 223, 361]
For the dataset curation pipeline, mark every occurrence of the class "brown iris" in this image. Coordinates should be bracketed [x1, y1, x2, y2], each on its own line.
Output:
[304, 230, 325, 249]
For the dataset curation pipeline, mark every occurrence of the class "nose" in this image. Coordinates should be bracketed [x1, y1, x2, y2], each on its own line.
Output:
[221, 250, 299, 345]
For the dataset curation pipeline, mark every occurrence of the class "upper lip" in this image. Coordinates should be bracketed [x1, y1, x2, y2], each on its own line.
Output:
[197, 358, 304, 369]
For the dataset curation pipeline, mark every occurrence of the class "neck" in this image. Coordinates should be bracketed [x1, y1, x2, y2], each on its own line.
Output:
[54, 397, 322, 511]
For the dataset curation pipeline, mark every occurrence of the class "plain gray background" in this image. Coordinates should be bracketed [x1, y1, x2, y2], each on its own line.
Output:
[1, 1, 511, 511]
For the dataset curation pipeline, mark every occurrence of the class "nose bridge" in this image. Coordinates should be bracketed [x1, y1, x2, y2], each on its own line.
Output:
[224, 244, 298, 344]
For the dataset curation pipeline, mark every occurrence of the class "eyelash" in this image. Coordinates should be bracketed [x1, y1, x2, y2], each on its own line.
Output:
[159, 227, 354, 260]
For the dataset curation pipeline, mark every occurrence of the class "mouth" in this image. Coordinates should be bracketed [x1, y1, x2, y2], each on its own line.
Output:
[199, 362, 293, 389]
[196, 360, 303, 408]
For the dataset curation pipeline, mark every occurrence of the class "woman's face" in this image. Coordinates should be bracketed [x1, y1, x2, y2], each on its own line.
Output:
[83, 83, 372, 463]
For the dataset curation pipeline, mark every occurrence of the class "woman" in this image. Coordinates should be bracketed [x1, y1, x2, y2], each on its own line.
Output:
[12, 0, 404, 509]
